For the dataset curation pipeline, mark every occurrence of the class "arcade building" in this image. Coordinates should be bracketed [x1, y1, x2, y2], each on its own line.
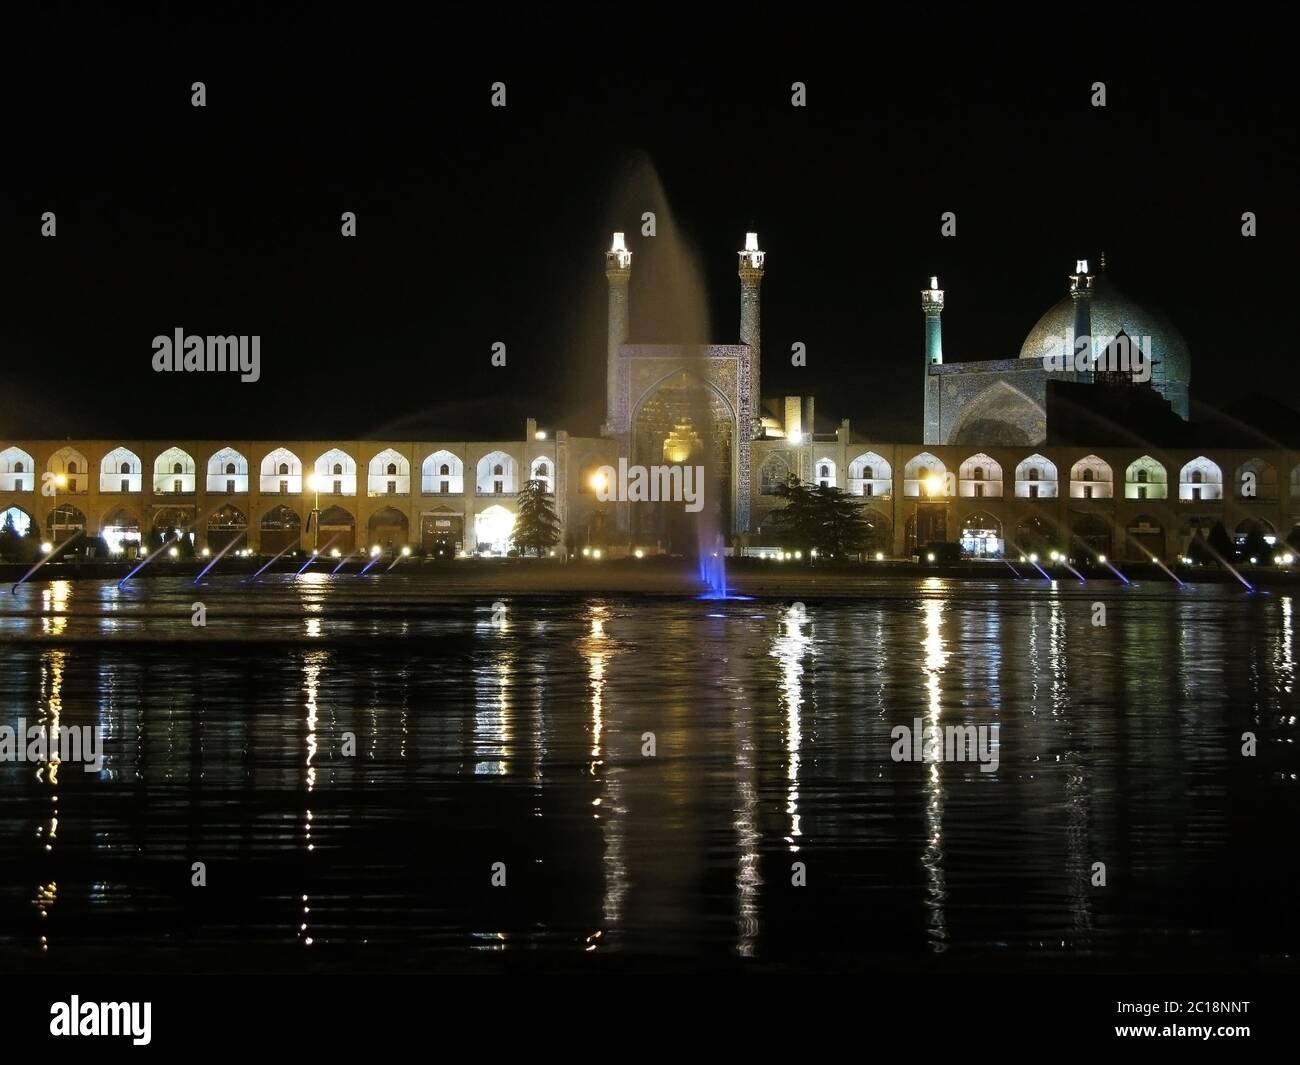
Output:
[2, 239, 1298, 564]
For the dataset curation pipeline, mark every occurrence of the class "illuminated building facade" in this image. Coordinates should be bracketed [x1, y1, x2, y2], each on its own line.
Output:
[2, 243, 1296, 563]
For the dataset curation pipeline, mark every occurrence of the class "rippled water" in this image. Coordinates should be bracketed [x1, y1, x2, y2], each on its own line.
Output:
[1, 575, 1296, 972]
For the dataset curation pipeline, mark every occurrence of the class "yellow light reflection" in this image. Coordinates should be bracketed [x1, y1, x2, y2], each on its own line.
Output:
[771, 604, 812, 852]
[41, 580, 71, 637]
[474, 628, 514, 776]
[578, 603, 626, 938]
[33, 648, 67, 950]
[920, 597, 949, 952]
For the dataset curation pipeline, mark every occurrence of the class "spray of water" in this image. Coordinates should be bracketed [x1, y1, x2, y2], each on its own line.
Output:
[605, 155, 737, 593]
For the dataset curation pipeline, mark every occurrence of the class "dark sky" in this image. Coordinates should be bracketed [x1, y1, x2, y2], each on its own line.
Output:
[4, 12, 1296, 443]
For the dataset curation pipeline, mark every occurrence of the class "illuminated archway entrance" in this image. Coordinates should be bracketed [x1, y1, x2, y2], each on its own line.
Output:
[103, 506, 143, 556]
[0, 506, 36, 561]
[474, 505, 515, 556]
[631, 370, 735, 553]
[959, 511, 1003, 558]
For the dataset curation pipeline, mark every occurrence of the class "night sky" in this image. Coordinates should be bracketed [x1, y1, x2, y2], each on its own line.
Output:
[4, 14, 1296, 443]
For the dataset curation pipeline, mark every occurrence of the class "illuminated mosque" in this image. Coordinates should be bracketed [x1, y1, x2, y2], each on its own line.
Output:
[1, 236, 1297, 565]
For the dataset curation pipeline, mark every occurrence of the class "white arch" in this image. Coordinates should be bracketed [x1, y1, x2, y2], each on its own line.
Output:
[206, 447, 249, 493]
[847, 451, 891, 498]
[368, 448, 410, 496]
[1069, 455, 1113, 499]
[814, 456, 837, 488]
[48, 446, 90, 493]
[529, 455, 554, 493]
[1124, 455, 1168, 500]
[47, 445, 89, 476]
[476, 450, 517, 495]
[1178, 456, 1222, 501]
[0, 446, 36, 492]
[260, 448, 302, 494]
[313, 448, 357, 496]
[153, 446, 197, 494]
[1013, 454, 1058, 498]
[903, 452, 949, 497]
[422, 450, 464, 495]
[100, 447, 143, 493]
[958, 453, 1003, 498]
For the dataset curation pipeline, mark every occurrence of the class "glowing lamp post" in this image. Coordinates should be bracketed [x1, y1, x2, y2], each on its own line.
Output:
[306, 474, 322, 553]
[587, 469, 611, 552]
[45, 474, 69, 559]
[914, 472, 945, 560]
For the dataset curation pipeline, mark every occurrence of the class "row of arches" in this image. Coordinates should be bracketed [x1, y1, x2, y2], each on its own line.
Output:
[0, 502, 522, 557]
[747, 498, 1297, 564]
[757, 451, 1295, 502]
[0, 446, 553, 497]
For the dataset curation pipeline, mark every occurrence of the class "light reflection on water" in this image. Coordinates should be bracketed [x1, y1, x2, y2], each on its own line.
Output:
[0, 575, 1297, 971]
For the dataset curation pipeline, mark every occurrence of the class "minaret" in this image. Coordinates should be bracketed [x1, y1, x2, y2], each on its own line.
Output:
[605, 232, 632, 432]
[921, 275, 944, 366]
[1070, 258, 1094, 371]
[921, 276, 944, 445]
[738, 232, 765, 424]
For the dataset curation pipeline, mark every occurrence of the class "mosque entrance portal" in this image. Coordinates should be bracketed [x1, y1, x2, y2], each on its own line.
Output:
[631, 371, 734, 553]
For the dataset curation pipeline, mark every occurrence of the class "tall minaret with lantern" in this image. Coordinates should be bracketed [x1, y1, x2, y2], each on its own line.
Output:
[605, 232, 632, 432]
[921, 275, 944, 443]
[738, 232, 765, 426]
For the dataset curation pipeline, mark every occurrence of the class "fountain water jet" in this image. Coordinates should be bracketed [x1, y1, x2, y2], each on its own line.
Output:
[295, 533, 342, 577]
[193, 530, 246, 584]
[246, 540, 300, 583]
[11, 531, 82, 593]
[606, 156, 745, 593]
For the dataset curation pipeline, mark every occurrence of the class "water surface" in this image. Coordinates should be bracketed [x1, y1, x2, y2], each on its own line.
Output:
[1, 575, 1296, 972]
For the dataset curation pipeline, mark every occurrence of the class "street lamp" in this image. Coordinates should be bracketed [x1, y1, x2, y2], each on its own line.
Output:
[49, 473, 67, 555]
[306, 473, 322, 552]
[913, 472, 944, 560]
